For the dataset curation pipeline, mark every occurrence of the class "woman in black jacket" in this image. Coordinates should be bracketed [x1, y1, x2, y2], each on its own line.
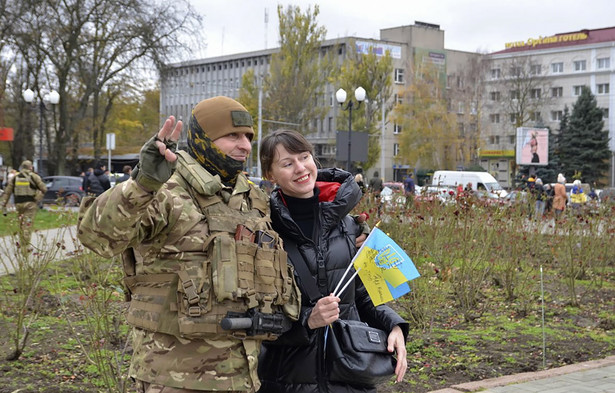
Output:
[258, 129, 408, 393]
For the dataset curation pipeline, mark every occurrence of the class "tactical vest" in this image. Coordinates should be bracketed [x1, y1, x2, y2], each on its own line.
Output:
[13, 172, 37, 197]
[121, 154, 300, 341]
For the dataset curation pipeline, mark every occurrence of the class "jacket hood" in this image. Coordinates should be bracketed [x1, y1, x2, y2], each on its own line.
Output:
[270, 168, 360, 243]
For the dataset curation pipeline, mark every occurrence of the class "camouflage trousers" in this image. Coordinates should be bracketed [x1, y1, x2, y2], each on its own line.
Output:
[16, 201, 38, 246]
[137, 380, 244, 393]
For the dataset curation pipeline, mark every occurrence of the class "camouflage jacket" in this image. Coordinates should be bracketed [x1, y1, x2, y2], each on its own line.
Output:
[0, 169, 47, 206]
[78, 151, 299, 392]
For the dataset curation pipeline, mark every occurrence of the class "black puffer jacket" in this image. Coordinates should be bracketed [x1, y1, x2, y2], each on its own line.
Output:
[258, 168, 408, 393]
[85, 168, 111, 196]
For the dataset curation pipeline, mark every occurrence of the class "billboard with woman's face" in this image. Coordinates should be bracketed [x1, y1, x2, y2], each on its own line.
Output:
[516, 127, 549, 166]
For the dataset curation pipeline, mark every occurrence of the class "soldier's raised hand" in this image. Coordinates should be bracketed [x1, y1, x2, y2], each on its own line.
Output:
[132, 116, 183, 192]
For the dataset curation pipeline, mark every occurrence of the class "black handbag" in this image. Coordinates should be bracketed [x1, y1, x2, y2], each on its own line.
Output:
[285, 240, 397, 388]
[326, 319, 396, 387]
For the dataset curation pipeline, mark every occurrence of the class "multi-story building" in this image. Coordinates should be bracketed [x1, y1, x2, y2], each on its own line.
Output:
[160, 21, 480, 182]
[481, 27, 615, 187]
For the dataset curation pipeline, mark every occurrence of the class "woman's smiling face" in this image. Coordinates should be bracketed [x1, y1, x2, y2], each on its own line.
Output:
[268, 144, 317, 198]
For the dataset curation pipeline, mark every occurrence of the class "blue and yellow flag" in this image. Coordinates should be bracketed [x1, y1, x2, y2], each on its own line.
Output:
[352, 228, 420, 306]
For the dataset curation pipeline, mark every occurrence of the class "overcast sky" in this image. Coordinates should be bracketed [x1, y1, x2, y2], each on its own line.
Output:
[192, 0, 615, 58]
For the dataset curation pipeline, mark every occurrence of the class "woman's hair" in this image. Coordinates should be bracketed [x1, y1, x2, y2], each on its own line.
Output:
[260, 129, 317, 178]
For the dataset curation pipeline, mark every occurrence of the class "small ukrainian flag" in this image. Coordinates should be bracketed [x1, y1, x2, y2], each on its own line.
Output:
[352, 228, 420, 305]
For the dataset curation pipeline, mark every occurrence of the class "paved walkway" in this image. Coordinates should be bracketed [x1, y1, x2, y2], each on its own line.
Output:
[428, 356, 615, 393]
[0, 225, 80, 276]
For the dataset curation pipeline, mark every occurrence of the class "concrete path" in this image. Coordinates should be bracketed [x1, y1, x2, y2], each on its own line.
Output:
[428, 356, 615, 393]
[0, 225, 80, 276]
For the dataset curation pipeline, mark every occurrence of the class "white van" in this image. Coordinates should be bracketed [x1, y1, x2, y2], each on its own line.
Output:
[431, 170, 508, 198]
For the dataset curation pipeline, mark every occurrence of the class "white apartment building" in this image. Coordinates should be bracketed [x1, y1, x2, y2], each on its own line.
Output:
[482, 27, 615, 187]
[160, 22, 479, 182]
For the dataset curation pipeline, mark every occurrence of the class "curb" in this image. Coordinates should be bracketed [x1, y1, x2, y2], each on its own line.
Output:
[427, 355, 615, 393]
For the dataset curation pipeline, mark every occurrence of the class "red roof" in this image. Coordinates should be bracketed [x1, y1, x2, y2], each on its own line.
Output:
[492, 26, 615, 54]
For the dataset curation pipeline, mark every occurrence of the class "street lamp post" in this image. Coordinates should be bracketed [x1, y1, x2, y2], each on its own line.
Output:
[22, 88, 60, 175]
[336, 86, 366, 172]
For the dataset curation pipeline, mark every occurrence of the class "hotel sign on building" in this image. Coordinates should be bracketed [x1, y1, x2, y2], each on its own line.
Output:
[504, 32, 589, 49]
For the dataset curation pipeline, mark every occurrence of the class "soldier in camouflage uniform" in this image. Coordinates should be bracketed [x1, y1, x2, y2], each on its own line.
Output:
[1, 160, 47, 246]
[78, 97, 300, 393]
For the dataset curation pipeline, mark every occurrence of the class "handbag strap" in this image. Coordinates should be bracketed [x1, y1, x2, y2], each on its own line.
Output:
[284, 240, 323, 304]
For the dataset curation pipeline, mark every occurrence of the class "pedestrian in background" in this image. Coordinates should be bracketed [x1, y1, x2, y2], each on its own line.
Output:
[84, 163, 111, 196]
[368, 171, 383, 198]
[0, 160, 47, 245]
[403, 172, 415, 209]
[570, 179, 587, 214]
[533, 178, 546, 219]
[553, 173, 567, 219]
[354, 168, 366, 195]
[116, 165, 132, 184]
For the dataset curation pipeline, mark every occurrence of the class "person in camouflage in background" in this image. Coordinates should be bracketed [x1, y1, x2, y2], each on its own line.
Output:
[1, 160, 47, 246]
[78, 96, 301, 393]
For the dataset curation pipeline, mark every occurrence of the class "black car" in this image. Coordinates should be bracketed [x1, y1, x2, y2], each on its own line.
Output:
[42, 176, 85, 206]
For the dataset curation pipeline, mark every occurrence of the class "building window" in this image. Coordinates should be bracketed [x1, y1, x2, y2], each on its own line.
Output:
[394, 93, 403, 105]
[530, 88, 541, 99]
[574, 60, 586, 71]
[490, 68, 501, 79]
[393, 124, 402, 134]
[551, 62, 563, 73]
[457, 102, 464, 114]
[510, 66, 522, 77]
[490, 114, 500, 123]
[509, 90, 519, 100]
[394, 68, 404, 84]
[597, 83, 610, 94]
[489, 135, 500, 144]
[604, 108, 609, 119]
[551, 111, 563, 121]
[573, 85, 583, 96]
[510, 113, 518, 123]
[530, 64, 542, 75]
[597, 57, 610, 69]
[490, 91, 501, 101]
[393, 143, 400, 156]
[551, 87, 563, 97]
[529, 111, 542, 122]
[328, 117, 333, 132]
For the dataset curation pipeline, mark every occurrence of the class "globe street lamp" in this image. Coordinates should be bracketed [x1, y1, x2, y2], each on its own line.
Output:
[22, 88, 60, 175]
[336, 86, 366, 172]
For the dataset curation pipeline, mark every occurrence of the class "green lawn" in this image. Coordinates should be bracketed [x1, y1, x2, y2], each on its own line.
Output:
[0, 208, 78, 236]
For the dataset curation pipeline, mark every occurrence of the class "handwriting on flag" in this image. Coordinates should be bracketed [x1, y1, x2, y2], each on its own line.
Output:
[352, 228, 420, 306]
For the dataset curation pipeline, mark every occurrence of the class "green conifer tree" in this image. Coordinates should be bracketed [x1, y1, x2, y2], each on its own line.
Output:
[557, 86, 610, 186]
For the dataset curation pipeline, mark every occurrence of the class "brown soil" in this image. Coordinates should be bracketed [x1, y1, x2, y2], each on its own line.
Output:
[1, 275, 614, 393]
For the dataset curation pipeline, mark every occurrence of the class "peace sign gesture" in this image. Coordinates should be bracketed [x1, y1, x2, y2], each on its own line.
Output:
[133, 116, 183, 192]
[154, 116, 183, 163]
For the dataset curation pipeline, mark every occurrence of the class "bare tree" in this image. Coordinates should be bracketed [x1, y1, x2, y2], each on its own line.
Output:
[8, 0, 202, 174]
[484, 55, 553, 182]
[446, 54, 489, 168]
[486, 56, 553, 129]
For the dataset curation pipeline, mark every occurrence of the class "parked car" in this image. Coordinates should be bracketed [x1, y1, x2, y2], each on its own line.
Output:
[599, 187, 615, 204]
[501, 190, 529, 206]
[415, 185, 456, 204]
[381, 183, 406, 206]
[42, 176, 85, 206]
